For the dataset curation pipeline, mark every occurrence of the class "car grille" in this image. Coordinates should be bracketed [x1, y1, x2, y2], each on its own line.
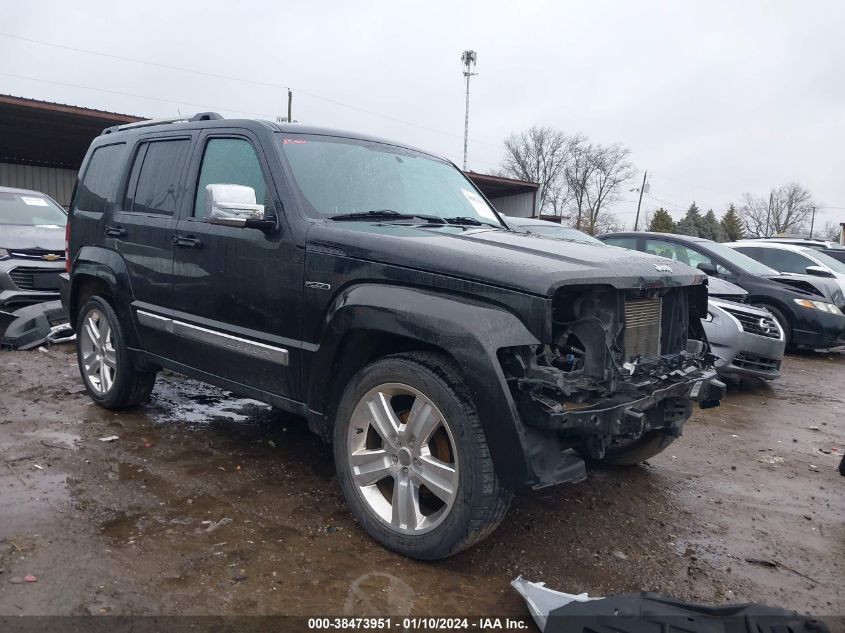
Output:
[732, 352, 781, 373]
[9, 249, 65, 261]
[8, 267, 62, 291]
[722, 306, 781, 339]
[624, 297, 662, 359]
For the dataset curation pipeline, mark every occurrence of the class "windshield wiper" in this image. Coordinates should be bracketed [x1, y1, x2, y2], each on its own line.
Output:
[329, 209, 446, 224]
[444, 216, 499, 228]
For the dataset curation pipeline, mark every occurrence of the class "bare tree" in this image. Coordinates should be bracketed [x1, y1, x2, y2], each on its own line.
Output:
[738, 183, 815, 237]
[593, 212, 625, 234]
[563, 135, 595, 230]
[582, 143, 634, 235]
[822, 221, 842, 243]
[501, 127, 572, 214]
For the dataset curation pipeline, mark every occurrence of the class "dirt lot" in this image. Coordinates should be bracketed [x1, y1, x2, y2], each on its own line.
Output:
[1, 344, 843, 621]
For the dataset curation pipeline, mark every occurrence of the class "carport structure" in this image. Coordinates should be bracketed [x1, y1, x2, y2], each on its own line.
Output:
[0, 95, 141, 207]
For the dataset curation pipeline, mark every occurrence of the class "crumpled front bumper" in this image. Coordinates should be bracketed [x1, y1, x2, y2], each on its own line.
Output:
[518, 365, 726, 441]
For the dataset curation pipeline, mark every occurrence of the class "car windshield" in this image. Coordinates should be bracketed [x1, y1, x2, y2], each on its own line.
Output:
[522, 223, 603, 244]
[709, 241, 778, 275]
[0, 191, 67, 226]
[277, 134, 504, 226]
[802, 247, 845, 273]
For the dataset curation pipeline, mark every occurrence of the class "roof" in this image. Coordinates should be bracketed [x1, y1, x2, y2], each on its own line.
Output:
[599, 231, 710, 243]
[727, 240, 823, 253]
[464, 171, 539, 198]
[0, 95, 144, 169]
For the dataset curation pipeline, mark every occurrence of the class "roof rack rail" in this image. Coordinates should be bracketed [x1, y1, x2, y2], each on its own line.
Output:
[103, 112, 223, 134]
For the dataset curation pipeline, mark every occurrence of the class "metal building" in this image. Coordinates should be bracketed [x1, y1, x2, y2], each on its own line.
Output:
[464, 171, 541, 218]
[0, 95, 141, 207]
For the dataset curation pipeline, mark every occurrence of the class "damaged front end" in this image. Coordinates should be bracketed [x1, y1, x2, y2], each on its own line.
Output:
[500, 283, 726, 461]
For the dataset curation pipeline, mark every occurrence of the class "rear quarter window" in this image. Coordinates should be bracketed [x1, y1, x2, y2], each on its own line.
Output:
[602, 236, 638, 249]
[74, 143, 126, 213]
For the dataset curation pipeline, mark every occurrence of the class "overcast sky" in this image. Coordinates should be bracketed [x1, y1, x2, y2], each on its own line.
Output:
[3, 1, 845, 229]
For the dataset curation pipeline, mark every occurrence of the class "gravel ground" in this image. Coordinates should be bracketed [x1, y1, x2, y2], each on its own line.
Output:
[0, 344, 842, 622]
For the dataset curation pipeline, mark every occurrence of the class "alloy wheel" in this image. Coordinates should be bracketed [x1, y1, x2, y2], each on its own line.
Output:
[346, 383, 459, 534]
[79, 309, 117, 395]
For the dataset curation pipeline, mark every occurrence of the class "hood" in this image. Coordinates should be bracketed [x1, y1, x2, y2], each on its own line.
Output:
[766, 273, 845, 307]
[306, 222, 705, 296]
[707, 276, 747, 300]
[0, 224, 66, 251]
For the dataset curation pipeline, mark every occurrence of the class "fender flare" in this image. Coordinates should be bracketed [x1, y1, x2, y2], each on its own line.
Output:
[68, 246, 135, 330]
[307, 284, 543, 488]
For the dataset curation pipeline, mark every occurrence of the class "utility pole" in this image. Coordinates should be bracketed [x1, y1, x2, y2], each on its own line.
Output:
[633, 170, 648, 231]
[809, 205, 817, 239]
[764, 192, 773, 237]
[287, 89, 293, 123]
[460, 50, 478, 171]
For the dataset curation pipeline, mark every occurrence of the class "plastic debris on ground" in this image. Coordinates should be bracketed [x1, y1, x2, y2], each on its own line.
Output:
[511, 576, 830, 633]
[0, 301, 73, 351]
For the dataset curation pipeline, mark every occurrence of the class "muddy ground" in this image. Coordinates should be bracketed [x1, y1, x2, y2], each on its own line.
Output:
[0, 345, 842, 621]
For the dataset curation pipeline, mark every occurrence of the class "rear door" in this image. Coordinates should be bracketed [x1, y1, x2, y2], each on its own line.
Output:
[107, 134, 193, 355]
[170, 129, 303, 399]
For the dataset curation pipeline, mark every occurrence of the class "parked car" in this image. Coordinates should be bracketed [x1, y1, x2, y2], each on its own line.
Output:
[63, 114, 724, 559]
[0, 186, 67, 308]
[598, 232, 845, 349]
[748, 237, 845, 264]
[726, 240, 845, 296]
[508, 221, 785, 380]
[505, 216, 604, 244]
[701, 278, 785, 380]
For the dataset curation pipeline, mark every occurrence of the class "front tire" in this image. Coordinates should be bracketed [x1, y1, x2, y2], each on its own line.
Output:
[333, 352, 512, 560]
[76, 296, 156, 409]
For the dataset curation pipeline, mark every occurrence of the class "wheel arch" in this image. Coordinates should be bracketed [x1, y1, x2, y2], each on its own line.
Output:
[306, 284, 542, 488]
[69, 247, 137, 342]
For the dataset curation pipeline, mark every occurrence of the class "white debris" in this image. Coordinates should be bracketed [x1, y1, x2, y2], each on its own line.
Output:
[98, 435, 119, 442]
[511, 576, 601, 632]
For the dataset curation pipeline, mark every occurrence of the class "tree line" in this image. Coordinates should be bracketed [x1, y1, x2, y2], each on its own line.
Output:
[500, 125, 835, 241]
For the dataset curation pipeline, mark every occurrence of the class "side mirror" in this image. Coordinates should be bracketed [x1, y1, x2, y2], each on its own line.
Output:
[206, 184, 265, 228]
[697, 262, 718, 276]
[805, 265, 835, 278]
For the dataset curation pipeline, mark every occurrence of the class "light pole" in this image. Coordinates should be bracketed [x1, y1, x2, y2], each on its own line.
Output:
[461, 50, 478, 171]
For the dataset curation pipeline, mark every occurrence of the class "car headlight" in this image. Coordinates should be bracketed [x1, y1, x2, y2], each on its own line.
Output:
[0, 248, 9, 260]
[793, 298, 844, 315]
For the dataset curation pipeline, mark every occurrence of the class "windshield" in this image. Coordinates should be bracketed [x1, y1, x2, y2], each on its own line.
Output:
[708, 241, 778, 275]
[524, 223, 602, 244]
[802, 247, 845, 273]
[0, 191, 67, 226]
[277, 134, 503, 226]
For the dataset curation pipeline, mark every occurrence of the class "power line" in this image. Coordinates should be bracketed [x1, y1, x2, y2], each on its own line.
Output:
[0, 72, 275, 118]
[0, 31, 505, 150]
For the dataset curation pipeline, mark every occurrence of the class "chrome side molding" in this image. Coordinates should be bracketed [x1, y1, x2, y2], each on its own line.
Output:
[136, 310, 289, 365]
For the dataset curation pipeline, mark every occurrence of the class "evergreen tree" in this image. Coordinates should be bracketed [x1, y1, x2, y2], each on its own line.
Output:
[648, 208, 675, 233]
[699, 209, 725, 241]
[721, 204, 744, 241]
[675, 202, 703, 237]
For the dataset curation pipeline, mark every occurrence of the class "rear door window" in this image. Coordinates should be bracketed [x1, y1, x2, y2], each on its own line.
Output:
[124, 139, 191, 215]
[74, 143, 125, 213]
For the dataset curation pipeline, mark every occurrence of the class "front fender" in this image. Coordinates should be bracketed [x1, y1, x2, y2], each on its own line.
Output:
[309, 284, 544, 488]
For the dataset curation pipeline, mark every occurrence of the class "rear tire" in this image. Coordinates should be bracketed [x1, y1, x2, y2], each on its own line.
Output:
[76, 296, 156, 409]
[333, 352, 512, 560]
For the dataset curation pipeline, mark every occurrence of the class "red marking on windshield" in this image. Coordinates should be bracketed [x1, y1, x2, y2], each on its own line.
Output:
[283, 138, 307, 145]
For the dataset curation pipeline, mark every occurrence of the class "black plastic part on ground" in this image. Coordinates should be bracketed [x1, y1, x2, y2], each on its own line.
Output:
[0, 300, 68, 350]
[545, 592, 830, 633]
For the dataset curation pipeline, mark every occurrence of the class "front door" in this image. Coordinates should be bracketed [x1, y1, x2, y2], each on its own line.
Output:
[170, 130, 303, 400]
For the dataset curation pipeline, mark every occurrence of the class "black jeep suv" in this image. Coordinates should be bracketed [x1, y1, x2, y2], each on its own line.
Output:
[62, 114, 724, 559]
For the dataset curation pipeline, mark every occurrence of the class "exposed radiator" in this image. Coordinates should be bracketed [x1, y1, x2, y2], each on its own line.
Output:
[624, 297, 662, 359]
